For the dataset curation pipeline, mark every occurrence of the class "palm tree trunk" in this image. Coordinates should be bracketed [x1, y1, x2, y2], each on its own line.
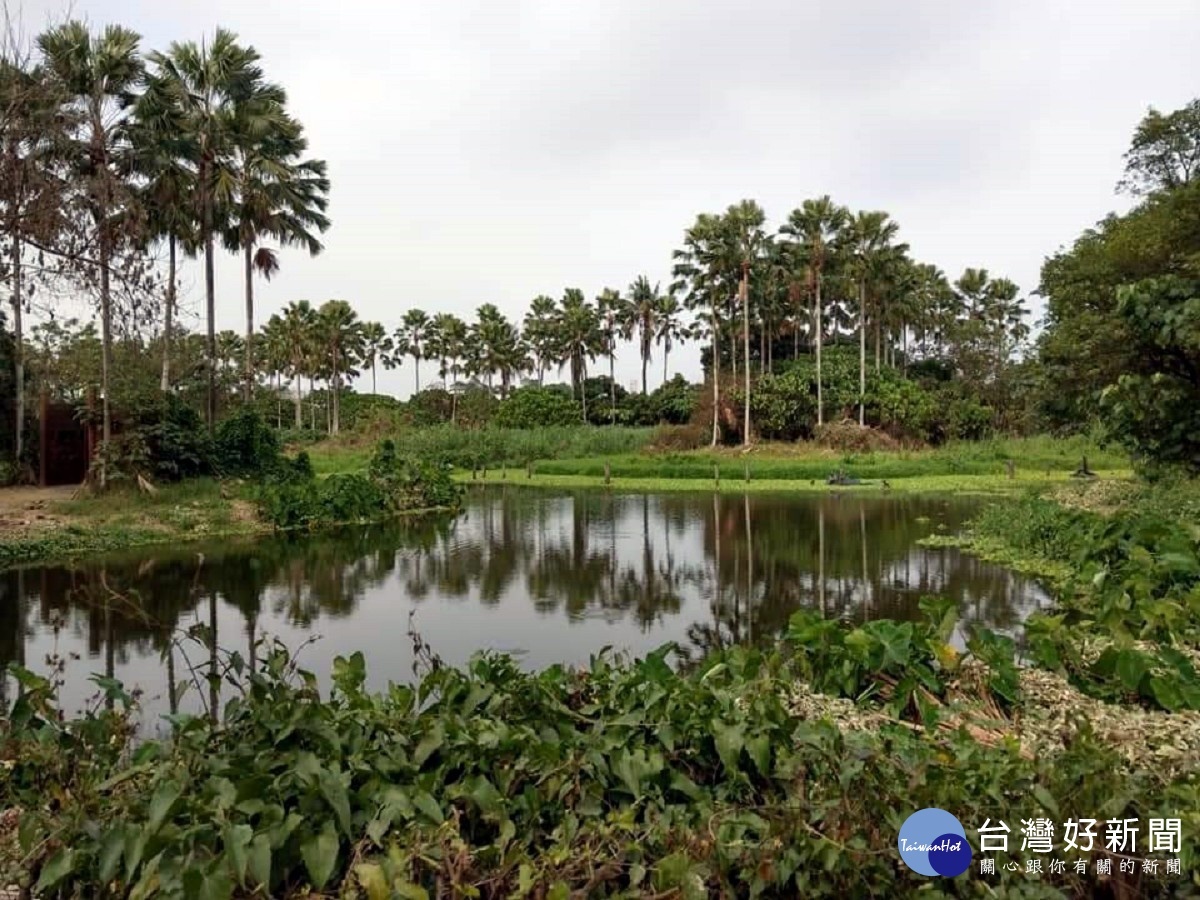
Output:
[161, 235, 176, 392]
[413, 357, 420, 394]
[309, 376, 316, 430]
[902, 321, 908, 375]
[202, 160, 217, 431]
[711, 312, 720, 447]
[243, 242, 254, 404]
[580, 361, 588, 423]
[332, 353, 341, 435]
[663, 345, 669, 385]
[371, 359, 377, 395]
[99, 222, 112, 489]
[874, 314, 881, 374]
[9, 225, 23, 466]
[293, 364, 303, 428]
[609, 348, 616, 425]
[859, 280, 866, 426]
[741, 266, 750, 447]
[815, 276, 824, 427]
[641, 331, 649, 396]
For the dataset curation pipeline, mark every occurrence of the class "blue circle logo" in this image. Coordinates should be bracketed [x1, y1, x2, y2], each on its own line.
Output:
[898, 808, 972, 877]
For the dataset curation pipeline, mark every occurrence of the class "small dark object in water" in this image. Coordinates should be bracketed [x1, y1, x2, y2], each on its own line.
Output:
[826, 469, 861, 486]
[882, 479, 891, 491]
[1071, 455, 1097, 479]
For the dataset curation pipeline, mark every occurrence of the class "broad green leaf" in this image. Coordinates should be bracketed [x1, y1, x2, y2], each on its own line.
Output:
[247, 833, 272, 888]
[98, 828, 125, 883]
[35, 849, 75, 891]
[712, 722, 744, 773]
[413, 790, 444, 824]
[147, 779, 182, 834]
[318, 768, 352, 835]
[300, 820, 340, 889]
[224, 823, 253, 884]
[413, 722, 445, 767]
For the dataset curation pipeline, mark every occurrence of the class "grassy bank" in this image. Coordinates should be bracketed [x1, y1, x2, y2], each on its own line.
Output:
[464, 468, 1130, 496]
[0, 479, 269, 568]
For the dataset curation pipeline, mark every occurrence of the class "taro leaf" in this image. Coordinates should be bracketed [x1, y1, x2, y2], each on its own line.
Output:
[414, 790, 444, 824]
[1148, 676, 1184, 712]
[712, 722, 744, 774]
[318, 768, 352, 836]
[247, 833, 272, 888]
[413, 722, 445, 767]
[1115, 650, 1149, 692]
[467, 774, 504, 817]
[301, 820, 340, 890]
[98, 827, 125, 883]
[147, 779, 183, 834]
[35, 849, 75, 892]
[745, 735, 771, 777]
[547, 883, 571, 900]
[224, 823, 253, 885]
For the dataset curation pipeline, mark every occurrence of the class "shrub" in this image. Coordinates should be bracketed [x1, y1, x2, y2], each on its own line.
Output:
[213, 410, 282, 478]
[648, 423, 707, 452]
[650, 375, 701, 425]
[813, 419, 900, 452]
[495, 386, 581, 428]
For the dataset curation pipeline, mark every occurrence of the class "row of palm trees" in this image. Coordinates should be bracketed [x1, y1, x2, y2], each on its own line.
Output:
[1, 22, 328, 479]
[672, 198, 1029, 445]
[251, 282, 694, 430]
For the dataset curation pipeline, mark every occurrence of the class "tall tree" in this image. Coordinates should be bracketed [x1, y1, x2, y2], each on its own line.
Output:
[846, 210, 901, 424]
[148, 29, 279, 429]
[132, 72, 195, 393]
[225, 110, 329, 403]
[555, 288, 602, 422]
[724, 200, 767, 445]
[780, 197, 848, 427]
[673, 212, 730, 446]
[429, 312, 467, 419]
[0, 41, 63, 465]
[39, 21, 143, 485]
[1119, 99, 1200, 195]
[278, 299, 316, 426]
[316, 299, 361, 435]
[623, 275, 660, 396]
[653, 289, 688, 384]
[522, 294, 557, 385]
[360, 320, 391, 394]
[398, 308, 429, 394]
[597, 287, 622, 423]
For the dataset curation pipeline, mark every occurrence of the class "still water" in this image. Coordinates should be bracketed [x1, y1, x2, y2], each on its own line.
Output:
[0, 488, 1050, 728]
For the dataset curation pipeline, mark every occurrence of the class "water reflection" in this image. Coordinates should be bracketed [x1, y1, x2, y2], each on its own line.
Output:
[0, 488, 1050, 721]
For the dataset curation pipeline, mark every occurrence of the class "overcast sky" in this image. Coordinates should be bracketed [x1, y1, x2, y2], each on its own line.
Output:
[18, 0, 1200, 397]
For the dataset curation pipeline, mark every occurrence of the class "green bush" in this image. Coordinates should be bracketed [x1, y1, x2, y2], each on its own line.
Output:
[213, 410, 282, 478]
[495, 386, 581, 428]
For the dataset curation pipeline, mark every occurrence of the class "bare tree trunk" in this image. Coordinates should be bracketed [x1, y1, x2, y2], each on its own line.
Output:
[243, 242, 254, 403]
[371, 359, 377, 395]
[293, 365, 303, 428]
[610, 347, 616, 425]
[874, 313, 881, 374]
[711, 312, 720, 447]
[815, 277, 824, 426]
[161, 235, 176, 392]
[10, 227, 23, 466]
[859, 280, 866, 426]
[741, 265, 751, 447]
[332, 354, 340, 435]
[202, 161, 217, 431]
[99, 224, 112, 489]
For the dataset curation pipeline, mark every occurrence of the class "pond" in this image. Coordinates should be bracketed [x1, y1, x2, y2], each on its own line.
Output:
[0, 487, 1050, 729]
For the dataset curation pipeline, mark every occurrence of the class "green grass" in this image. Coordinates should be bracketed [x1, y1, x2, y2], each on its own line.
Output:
[464, 468, 1131, 496]
[531, 435, 1127, 482]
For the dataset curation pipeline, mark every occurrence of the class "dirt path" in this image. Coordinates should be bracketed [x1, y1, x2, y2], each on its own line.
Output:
[0, 484, 76, 537]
